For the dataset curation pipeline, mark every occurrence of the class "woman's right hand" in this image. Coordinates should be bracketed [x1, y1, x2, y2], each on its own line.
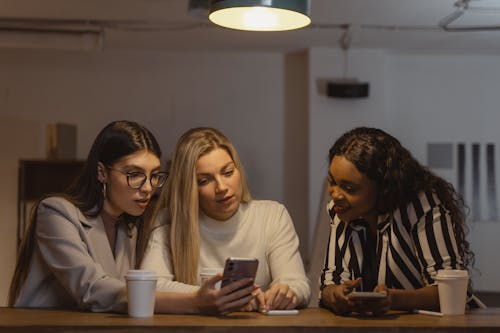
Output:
[194, 274, 257, 315]
[321, 278, 362, 316]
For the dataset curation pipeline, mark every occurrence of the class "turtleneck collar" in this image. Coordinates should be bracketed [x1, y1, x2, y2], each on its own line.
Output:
[199, 202, 247, 235]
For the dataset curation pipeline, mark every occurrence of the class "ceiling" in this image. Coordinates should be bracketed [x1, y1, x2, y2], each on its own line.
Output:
[1, 0, 500, 53]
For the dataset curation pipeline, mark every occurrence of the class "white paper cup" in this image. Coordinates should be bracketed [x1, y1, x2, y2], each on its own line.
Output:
[125, 270, 157, 318]
[435, 269, 468, 315]
[200, 267, 222, 289]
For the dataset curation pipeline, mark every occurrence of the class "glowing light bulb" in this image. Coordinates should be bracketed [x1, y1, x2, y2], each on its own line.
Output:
[242, 7, 278, 30]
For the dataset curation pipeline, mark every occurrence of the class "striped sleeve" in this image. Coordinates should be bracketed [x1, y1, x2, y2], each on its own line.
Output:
[320, 217, 352, 289]
[411, 192, 463, 285]
[387, 210, 425, 289]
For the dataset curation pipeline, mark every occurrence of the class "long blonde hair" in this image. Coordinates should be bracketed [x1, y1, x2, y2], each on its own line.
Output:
[155, 127, 252, 284]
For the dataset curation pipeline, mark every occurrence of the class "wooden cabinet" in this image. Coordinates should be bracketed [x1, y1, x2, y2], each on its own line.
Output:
[17, 160, 84, 248]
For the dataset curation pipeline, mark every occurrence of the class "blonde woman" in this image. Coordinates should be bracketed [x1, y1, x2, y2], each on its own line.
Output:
[142, 127, 310, 314]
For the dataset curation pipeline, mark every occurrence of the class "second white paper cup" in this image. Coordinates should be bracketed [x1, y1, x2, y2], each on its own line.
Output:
[200, 267, 222, 289]
[126, 270, 157, 318]
[436, 269, 468, 315]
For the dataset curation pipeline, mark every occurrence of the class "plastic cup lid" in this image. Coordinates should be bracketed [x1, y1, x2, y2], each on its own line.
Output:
[435, 269, 469, 279]
[125, 270, 157, 280]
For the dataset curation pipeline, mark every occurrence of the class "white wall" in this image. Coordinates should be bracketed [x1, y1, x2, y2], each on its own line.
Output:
[2, 46, 500, 306]
[307, 47, 390, 248]
[307, 48, 391, 303]
[387, 53, 500, 291]
[284, 50, 309, 264]
[0, 49, 287, 305]
[307, 48, 500, 293]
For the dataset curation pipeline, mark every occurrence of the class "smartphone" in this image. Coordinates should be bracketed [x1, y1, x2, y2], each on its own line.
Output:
[220, 257, 259, 289]
[265, 310, 299, 316]
[346, 291, 388, 301]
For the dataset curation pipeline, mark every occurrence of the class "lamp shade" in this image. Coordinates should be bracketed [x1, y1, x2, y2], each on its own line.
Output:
[208, 0, 311, 31]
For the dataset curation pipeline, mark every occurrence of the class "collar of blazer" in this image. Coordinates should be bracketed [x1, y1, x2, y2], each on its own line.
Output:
[77, 205, 104, 229]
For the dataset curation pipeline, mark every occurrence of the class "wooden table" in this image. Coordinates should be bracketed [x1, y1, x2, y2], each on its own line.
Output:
[1, 307, 500, 333]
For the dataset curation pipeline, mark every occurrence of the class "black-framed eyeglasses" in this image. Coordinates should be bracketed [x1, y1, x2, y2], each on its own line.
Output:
[106, 167, 168, 189]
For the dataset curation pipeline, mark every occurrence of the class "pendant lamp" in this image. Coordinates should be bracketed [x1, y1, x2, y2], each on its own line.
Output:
[208, 0, 311, 31]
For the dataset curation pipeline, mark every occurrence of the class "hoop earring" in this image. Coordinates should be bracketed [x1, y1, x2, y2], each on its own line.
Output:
[102, 182, 107, 199]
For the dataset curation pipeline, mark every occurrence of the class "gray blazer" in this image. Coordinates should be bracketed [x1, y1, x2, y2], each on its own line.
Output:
[15, 197, 137, 312]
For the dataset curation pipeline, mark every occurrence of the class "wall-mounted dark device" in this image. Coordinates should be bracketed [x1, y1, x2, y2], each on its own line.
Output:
[327, 81, 369, 98]
[327, 25, 370, 99]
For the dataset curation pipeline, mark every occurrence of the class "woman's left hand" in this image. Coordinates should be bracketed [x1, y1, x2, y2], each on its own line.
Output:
[371, 285, 391, 315]
[240, 285, 266, 312]
[350, 284, 391, 316]
[263, 283, 298, 311]
[240, 286, 266, 312]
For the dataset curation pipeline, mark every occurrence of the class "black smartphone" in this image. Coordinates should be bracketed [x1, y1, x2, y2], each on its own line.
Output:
[346, 291, 388, 301]
[220, 257, 259, 289]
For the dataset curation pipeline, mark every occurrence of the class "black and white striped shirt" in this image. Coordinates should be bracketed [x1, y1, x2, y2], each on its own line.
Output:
[320, 191, 463, 291]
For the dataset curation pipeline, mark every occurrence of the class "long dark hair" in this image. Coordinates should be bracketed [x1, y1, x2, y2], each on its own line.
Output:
[8, 120, 161, 306]
[329, 127, 473, 270]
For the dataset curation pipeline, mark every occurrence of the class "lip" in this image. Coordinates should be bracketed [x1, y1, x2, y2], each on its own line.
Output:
[333, 204, 349, 214]
[216, 195, 234, 204]
[135, 198, 150, 208]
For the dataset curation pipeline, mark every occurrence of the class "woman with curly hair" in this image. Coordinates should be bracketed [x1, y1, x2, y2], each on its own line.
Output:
[320, 127, 477, 316]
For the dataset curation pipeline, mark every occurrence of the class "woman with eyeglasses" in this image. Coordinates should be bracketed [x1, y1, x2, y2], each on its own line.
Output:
[9, 120, 168, 312]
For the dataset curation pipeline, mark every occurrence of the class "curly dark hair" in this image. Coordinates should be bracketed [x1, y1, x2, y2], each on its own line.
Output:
[328, 127, 473, 271]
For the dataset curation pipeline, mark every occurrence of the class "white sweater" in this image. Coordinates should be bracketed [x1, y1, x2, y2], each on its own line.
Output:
[141, 200, 311, 306]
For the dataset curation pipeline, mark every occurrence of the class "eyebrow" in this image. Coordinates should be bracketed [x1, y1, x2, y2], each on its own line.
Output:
[122, 164, 161, 172]
[197, 162, 235, 176]
[328, 171, 358, 186]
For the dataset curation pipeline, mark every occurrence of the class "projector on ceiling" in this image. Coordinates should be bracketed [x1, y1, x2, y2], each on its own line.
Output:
[327, 79, 369, 99]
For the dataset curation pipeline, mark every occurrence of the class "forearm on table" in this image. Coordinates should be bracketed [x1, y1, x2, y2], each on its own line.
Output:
[268, 249, 310, 306]
[154, 291, 198, 314]
[389, 285, 439, 311]
[290, 281, 311, 306]
[156, 278, 199, 293]
[270, 276, 310, 306]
